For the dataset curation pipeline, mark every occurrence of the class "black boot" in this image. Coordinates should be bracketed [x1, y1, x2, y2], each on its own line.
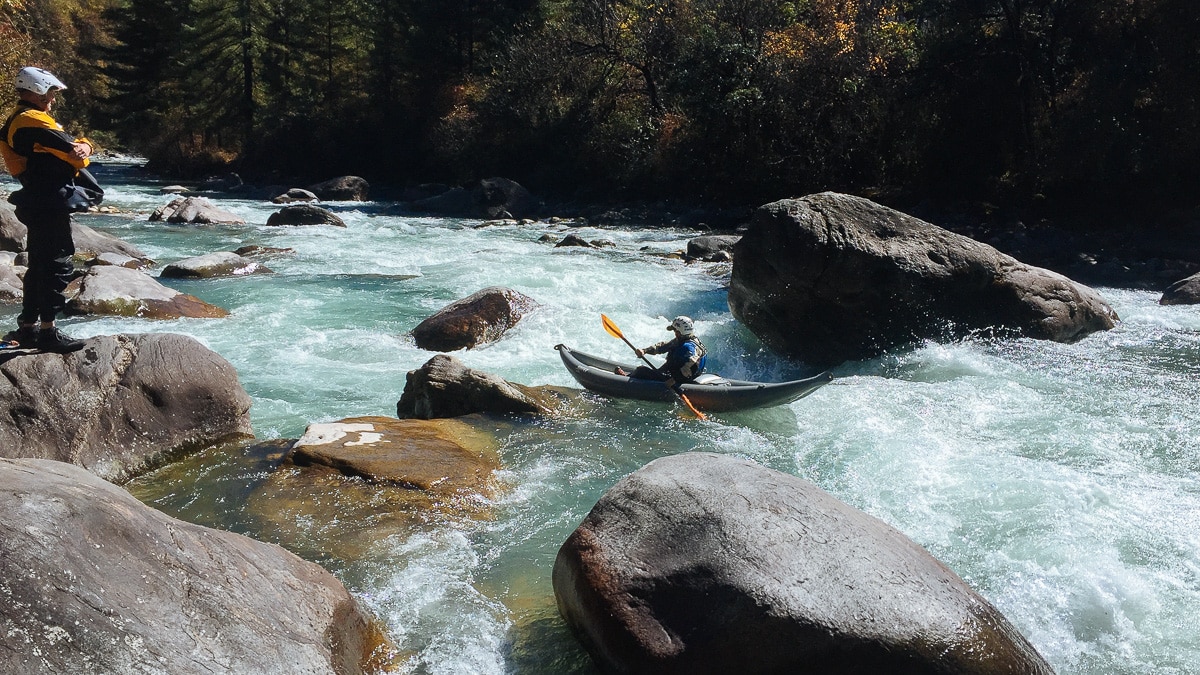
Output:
[3, 325, 39, 348]
[37, 326, 86, 353]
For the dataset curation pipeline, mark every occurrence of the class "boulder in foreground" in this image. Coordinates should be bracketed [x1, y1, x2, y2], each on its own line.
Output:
[0, 333, 252, 483]
[729, 192, 1118, 367]
[554, 452, 1055, 675]
[0, 458, 392, 674]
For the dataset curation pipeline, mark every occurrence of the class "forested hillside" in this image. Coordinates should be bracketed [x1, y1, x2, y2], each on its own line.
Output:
[3, 0, 1198, 219]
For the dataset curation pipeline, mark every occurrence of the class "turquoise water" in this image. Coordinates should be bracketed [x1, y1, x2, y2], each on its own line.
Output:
[5, 162, 1199, 673]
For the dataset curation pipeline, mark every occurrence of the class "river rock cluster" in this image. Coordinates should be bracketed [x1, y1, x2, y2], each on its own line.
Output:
[6, 179, 1164, 672]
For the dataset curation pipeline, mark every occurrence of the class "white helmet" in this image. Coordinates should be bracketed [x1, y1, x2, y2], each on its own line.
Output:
[668, 316, 695, 337]
[15, 67, 67, 95]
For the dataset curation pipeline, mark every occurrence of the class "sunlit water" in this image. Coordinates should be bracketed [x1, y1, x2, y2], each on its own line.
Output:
[5, 162, 1199, 674]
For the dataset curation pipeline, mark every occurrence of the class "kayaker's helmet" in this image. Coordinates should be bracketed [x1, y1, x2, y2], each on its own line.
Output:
[15, 67, 66, 95]
[668, 316, 695, 337]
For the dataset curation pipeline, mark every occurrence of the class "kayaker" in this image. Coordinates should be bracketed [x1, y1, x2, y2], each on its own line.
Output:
[1, 66, 99, 352]
[628, 315, 708, 392]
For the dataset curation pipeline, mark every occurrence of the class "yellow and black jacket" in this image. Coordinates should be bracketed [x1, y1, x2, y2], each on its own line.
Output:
[1, 100, 91, 200]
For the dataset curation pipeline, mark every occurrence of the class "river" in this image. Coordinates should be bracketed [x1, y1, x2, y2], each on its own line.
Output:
[4, 161, 1198, 674]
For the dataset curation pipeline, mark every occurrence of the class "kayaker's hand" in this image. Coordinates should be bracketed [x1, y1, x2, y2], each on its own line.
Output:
[635, 348, 644, 357]
[664, 377, 676, 389]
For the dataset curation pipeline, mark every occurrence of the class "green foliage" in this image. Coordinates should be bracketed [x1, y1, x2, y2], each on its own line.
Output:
[8, 0, 1197, 219]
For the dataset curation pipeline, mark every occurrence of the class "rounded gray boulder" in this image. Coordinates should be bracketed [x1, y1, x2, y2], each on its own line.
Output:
[0, 458, 387, 674]
[553, 452, 1055, 675]
[728, 192, 1118, 367]
[0, 333, 252, 482]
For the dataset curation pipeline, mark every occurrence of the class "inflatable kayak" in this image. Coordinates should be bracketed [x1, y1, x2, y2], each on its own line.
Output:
[555, 344, 832, 412]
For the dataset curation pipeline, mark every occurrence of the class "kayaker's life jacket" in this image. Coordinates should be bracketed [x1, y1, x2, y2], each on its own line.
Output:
[1, 100, 98, 209]
[647, 335, 708, 381]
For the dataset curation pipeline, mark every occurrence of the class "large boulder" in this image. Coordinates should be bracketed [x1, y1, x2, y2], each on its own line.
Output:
[161, 251, 273, 278]
[412, 177, 536, 219]
[66, 265, 229, 318]
[0, 333, 253, 483]
[1159, 271, 1200, 305]
[266, 203, 347, 227]
[149, 196, 246, 224]
[554, 452, 1054, 675]
[307, 176, 369, 201]
[0, 458, 389, 674]
[396, 353, 574, 419]
[729, 192, 1118, 366]
[412, 286, 539, 351]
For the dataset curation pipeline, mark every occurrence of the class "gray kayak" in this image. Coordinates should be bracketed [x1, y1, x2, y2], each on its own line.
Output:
[555, 344, 833, 412]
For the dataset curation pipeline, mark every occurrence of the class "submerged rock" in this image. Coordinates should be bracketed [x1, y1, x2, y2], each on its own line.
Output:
[729, 192, 1118, 366]
[411, 286, 539, 351]
[0, 457, 392, 674]
[235, 244, 296, 257]
[554, 452, 1054, 675]
[397, 353, 575, 419]
[246, 415, 501, 562]
[292, 415, 500, 495]
[66, 265, 229, 318]
[0, 333, 253, 483]
[554, 233, 597, 249]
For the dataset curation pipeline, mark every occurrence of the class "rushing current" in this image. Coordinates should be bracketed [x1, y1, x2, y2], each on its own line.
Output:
[4, 161, 1198, 674]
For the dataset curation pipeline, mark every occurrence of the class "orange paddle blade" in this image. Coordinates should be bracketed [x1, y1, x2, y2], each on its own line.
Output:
[601, 313, 625, 340]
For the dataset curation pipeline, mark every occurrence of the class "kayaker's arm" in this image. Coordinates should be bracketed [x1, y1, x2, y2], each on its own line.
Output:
[640, 338, 675, 356]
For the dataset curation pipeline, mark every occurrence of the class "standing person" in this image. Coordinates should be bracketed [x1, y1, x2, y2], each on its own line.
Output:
[0, 67, 97, 352]
[629, 315, 708, 392]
